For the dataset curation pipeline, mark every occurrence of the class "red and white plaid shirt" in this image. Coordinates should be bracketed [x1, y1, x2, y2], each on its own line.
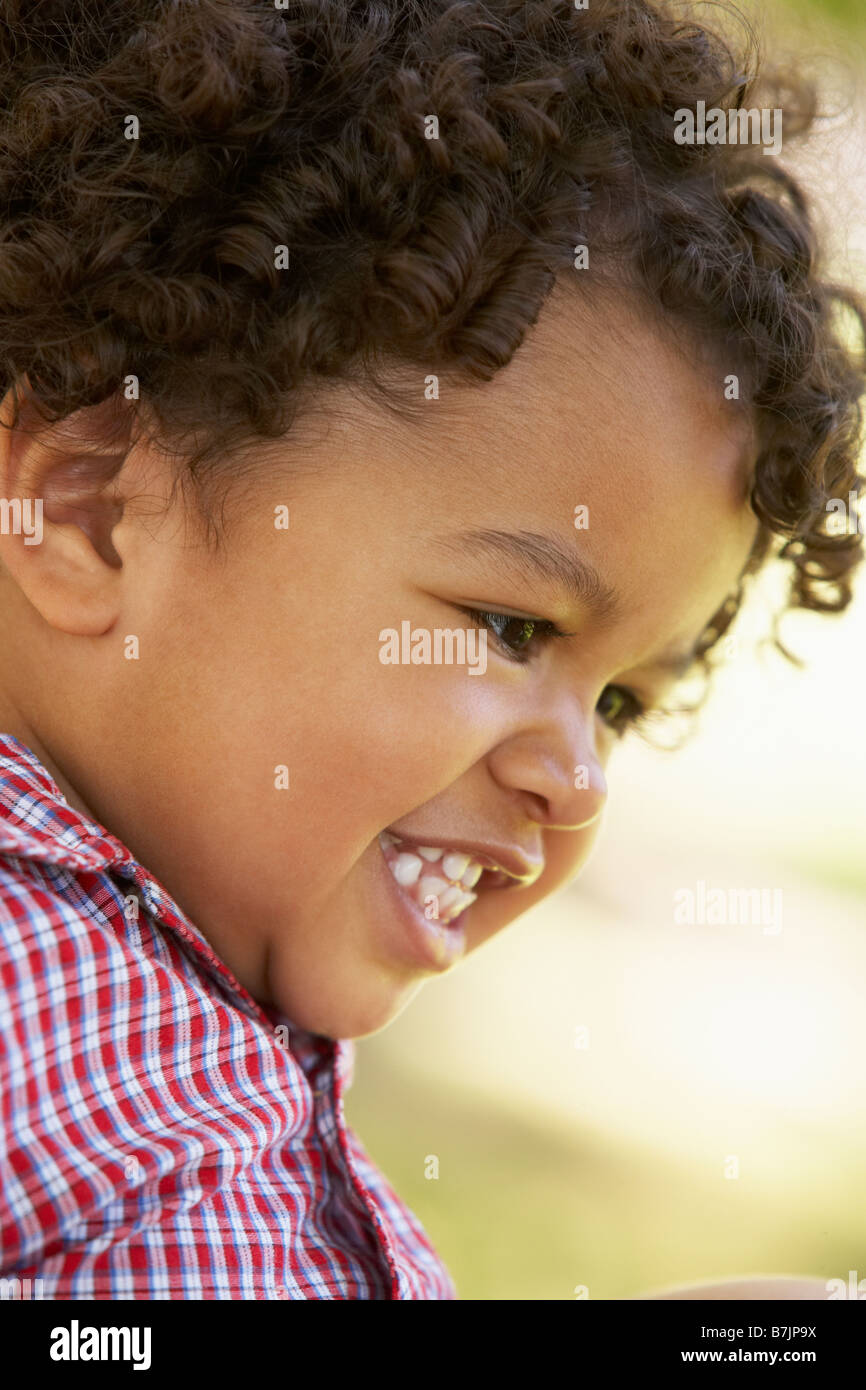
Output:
[0, 732, 456, 1299]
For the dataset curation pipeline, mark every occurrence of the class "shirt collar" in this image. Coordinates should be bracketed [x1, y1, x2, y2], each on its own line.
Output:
[0, 731, 348, 1075]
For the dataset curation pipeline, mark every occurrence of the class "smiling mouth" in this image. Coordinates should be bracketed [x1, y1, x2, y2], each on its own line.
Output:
[378, 831, 511, 927]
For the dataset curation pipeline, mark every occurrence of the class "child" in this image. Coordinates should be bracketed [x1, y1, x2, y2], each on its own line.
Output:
[0, 0, 863, 1299]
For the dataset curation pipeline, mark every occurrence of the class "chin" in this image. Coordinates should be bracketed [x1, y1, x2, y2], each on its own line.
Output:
[275, 979, 423, 1042]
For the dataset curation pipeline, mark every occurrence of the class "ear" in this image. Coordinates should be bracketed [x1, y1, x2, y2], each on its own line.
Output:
[0, 381, 136, 635]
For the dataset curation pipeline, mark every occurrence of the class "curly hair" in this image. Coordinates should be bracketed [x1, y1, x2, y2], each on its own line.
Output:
[0, 0, 864, 715]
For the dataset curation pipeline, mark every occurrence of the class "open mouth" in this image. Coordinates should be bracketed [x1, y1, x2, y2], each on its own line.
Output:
[377, 830, 515, 928]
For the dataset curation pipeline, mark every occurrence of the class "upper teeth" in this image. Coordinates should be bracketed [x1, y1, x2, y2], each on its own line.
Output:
[393, 853, 422, 886]
[403, 845, 484, 889]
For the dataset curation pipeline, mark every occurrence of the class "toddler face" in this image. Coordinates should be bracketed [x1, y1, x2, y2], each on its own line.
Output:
[0, 287, 759, 1038]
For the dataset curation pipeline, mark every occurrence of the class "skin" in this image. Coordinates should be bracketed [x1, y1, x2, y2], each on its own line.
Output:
[0, 283, 760, 1043]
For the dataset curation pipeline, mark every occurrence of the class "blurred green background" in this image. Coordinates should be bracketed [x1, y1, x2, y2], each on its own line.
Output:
[344, 0, 866, 1300]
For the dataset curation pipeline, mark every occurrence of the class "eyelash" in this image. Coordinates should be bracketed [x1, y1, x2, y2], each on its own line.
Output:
[456, 605, 654, 738]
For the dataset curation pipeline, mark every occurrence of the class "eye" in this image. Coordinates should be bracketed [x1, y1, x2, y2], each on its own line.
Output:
[596, 684, 647, 737]
[458, 606, 659, 741]
[457, 607, 562, 662]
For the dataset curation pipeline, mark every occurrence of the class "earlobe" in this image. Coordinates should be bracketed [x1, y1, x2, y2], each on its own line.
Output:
[0, 384, 132, 636]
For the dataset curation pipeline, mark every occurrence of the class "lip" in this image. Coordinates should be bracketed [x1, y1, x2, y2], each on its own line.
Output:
[384, 829, 545, 889]
[374, 832, 470, 972]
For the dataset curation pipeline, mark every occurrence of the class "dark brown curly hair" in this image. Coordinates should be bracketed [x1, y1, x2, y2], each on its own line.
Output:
[1, 0, 864, 728]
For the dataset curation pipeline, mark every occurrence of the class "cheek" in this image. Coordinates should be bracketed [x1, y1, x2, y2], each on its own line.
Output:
[259, 653, 499, 835]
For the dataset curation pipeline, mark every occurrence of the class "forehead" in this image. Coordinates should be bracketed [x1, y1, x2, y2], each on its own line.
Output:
[437, 280, 755, 503]
[415, 282, 760, 666]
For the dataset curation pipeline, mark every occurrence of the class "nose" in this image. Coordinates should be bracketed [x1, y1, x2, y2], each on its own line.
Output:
[486, 694, 608, 831]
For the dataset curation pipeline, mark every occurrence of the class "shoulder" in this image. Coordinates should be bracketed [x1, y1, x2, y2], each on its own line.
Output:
[0, 843, 135, 1020]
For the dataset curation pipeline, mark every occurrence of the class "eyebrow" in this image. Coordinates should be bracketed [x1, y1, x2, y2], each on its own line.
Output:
[433, 527, 623, 624]
[432, 525, 713, 683]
